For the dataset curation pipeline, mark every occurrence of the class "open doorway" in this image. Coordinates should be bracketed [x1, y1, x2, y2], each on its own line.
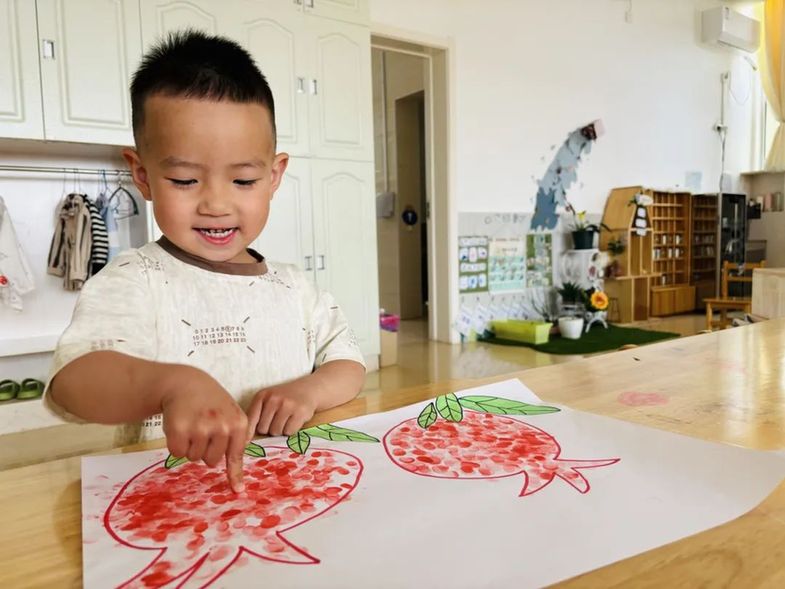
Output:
[395, 90, 428, 319]
[371, 36, 450, 347]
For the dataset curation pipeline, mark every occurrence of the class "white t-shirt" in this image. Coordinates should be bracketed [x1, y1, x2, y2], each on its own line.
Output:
[45, 238, 364, 443]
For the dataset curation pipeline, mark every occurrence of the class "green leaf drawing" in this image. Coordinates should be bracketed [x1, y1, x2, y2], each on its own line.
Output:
[244, 442, 266, 458]
[287, 430, 311, 455]
[435, 393, 463, 422]
[303, 423, 379, 443]
[417, 403, 438, 429]
[458, 395, 561, 416]
[164, 455, 188, 469]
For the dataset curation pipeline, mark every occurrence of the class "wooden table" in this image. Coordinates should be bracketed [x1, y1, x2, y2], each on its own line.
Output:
[705, 296, 752, 330]
[4, 319, 785, 587]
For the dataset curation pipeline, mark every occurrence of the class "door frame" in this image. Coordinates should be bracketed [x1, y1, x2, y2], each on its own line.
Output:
[370, 26, 456, 343]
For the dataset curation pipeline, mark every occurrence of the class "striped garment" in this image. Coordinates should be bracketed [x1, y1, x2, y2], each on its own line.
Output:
[47, 193, 92, 291]
[80, 194, 109, 275]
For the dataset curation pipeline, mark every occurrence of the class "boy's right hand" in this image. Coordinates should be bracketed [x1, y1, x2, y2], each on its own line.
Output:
[158, 366, 248, 493]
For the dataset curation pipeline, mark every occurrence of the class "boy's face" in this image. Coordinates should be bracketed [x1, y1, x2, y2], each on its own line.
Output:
[123, 95, 288, 263]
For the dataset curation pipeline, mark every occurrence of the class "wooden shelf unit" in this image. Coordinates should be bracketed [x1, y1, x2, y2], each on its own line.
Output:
[600, 186, 656, 323]
[650, 191, 690, 286]
[603, 187, 696, 318]
[648, 189, 695, 316]
[690, 193, 718, 308]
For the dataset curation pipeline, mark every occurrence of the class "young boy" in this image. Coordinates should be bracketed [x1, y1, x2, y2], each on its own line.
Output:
[46, 31, 366, 493]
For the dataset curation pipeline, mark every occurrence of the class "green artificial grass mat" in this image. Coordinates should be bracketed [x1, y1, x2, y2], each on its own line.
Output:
[480, 324, 680, 355]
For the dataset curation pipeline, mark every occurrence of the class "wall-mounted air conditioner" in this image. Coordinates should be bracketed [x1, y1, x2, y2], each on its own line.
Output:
[701, 6, 760, 53]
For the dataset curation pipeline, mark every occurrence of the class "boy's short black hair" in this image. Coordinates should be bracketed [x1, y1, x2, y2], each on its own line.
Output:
[130, 30, 276, 145]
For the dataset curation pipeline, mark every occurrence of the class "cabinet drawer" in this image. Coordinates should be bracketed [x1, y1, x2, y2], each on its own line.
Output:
[651, 289, 675, 316]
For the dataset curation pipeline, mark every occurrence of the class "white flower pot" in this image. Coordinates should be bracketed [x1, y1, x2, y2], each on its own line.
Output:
[558, 316, 584, 340]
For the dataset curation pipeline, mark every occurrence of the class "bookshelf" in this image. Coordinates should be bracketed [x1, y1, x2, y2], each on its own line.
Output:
[600, 186, 656, 323]
[690, 193, 718, 308]
[649, 190, 695, 316]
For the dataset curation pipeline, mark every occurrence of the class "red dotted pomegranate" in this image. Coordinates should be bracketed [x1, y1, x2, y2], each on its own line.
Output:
[105, 422, 378, 589]
[383, 393, 619, 496]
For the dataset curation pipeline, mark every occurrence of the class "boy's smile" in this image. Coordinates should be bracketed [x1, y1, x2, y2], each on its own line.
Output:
[123, 95, 288, 264]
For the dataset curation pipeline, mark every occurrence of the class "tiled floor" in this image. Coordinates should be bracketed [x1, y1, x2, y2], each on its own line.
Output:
[362, 314, 708, 397]
[1, 313, 709, 470]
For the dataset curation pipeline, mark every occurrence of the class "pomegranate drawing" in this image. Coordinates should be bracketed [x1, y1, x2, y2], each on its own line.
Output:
[104, 424, 377, 588]
[383, 393, 619, 496]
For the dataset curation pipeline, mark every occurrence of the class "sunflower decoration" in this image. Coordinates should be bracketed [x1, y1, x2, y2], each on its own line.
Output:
[585, 288, 609, 312]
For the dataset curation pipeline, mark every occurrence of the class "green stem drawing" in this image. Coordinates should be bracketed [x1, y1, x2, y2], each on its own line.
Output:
[416, 394, 560, 430]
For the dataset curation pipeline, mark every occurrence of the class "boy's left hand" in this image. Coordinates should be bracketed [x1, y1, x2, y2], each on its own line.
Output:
[246, 381, 318, 439]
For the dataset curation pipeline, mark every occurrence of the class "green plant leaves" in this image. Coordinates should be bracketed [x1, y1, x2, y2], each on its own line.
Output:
[244, 442, 266, 458]
[303, 424, 379, 443]
[435, 393, 463, 422]
[164, 455, 188, 469]
[417, 403, 438, 429]
[287, 430, 311, 455]
[458, 395, 560, 416]
[165, 443, 268, 469]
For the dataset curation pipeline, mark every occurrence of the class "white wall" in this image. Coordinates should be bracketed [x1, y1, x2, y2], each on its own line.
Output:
[371, 0, 762, 215]
[0, 141, 148, 378]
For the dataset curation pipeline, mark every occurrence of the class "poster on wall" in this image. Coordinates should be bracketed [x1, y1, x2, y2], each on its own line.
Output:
[488, 238, 526, 293]
[459, 236, 489, 293]
[526, 233, 553, 287]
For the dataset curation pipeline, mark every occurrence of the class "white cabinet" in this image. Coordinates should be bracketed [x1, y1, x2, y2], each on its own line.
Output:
[251, 157, 378, 355]
[311, 158, 378, 354]
[36, 0, 142, 145]
[0, 0, 44, 140]
[236, 3, 311, 156]
[303, 0, 368, 26]
[250, 157, 314, 274]
[235, 6, 373, 161]
[140, 0, 233, 45]
[305, 16, 373, 161]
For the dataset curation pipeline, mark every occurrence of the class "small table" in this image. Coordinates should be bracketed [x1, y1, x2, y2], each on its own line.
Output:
[704, 296, 752, 330]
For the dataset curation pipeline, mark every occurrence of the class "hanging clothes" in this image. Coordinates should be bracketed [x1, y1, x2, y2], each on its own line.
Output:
[48, 193, 92, 291]
[0, 196, 35, 310]
[96, 190, 120, 261]
[80, 194, 109, 275]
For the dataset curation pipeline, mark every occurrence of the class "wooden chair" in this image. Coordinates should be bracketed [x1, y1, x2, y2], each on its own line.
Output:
[705, 261, 766, 330]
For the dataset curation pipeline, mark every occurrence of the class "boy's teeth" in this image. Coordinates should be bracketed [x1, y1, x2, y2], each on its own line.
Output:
[200, 228, 234, 237]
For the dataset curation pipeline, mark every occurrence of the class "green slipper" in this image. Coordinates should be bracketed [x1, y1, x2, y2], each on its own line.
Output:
[0, 379, 20, 402]
[17, 378, 44, 400]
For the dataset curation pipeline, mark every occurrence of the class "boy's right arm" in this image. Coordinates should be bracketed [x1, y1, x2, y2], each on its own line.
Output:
[50, 351, 248, 492]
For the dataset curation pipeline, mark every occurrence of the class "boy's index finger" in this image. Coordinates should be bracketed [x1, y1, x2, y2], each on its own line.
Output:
[225, 436, 245, 493]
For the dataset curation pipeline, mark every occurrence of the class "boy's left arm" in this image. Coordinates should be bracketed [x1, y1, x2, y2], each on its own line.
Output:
[246, 359, 365, 438]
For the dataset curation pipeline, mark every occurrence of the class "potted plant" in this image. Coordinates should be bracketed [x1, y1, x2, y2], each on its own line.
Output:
[565, 205, 608, 250]
[557, 315, 584, 340]
[607, 236, 626, 256]
[556, 281, 585, 339]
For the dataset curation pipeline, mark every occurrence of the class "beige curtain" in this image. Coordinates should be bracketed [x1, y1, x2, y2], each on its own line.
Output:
[761, 0, 785, 170]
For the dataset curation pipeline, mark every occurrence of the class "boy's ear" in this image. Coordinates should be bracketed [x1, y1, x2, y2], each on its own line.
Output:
[121, 148, 153, 202]
[269, 152, 289, 199]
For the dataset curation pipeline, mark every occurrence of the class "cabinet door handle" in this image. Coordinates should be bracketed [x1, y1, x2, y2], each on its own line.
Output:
[316, 255, 325, 270]
[310, 79, 318, 95]
[294, 0, 303, 5]
[42, 40, 55, 59]
[305, 0, 314, 7]
[304, 255, 313, 271]
[296, 77, 306, 94]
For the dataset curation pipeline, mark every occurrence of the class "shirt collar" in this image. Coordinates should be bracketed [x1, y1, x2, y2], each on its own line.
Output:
[156, 236, 268, 276]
